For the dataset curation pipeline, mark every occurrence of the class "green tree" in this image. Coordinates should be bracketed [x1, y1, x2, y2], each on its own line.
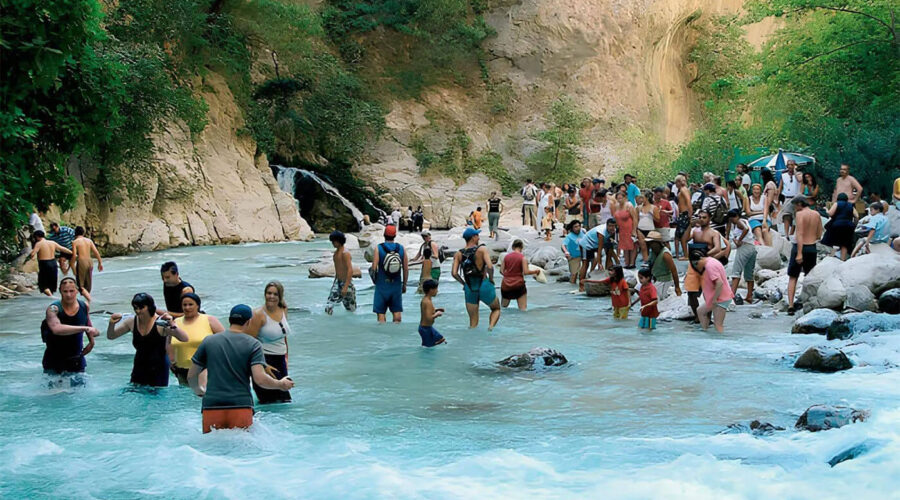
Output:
[526, 96, 592, 184]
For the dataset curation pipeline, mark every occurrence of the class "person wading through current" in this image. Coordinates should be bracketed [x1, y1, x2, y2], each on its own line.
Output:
[160, 261, 195, 319]
[499, 239, 540, 311]
[188, 304, 294, 433]
[70, 226, 103, 302]
[29, 230, 73, 296]
[244, 281, 293, 404]
[325, 231, 357, 314]
[40, 277, 99, 387]
[451, 228, 501, 330]
[47, 222, 75, 275]
[371, 225, 409, 323]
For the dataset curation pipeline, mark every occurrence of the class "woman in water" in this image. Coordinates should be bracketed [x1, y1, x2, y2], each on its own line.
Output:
[635, 191, 659, 263]
[499, 239, 540, 310]
[613, 191, 638, 268]
[41, 277, 100, 386]
[245, 281, 293, 404]
[170, 293, 224, 385]
[107, 293, 188, 387]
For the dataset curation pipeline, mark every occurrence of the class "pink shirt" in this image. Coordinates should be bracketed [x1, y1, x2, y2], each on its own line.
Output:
[701, 258, 734, 308]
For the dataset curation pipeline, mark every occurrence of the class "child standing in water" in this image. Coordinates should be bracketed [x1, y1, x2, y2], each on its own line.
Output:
[584, 265, 630, 319]
[634, 268, 659, 330]
[418, 279, 446, 347]
[542, 206, 554, 241]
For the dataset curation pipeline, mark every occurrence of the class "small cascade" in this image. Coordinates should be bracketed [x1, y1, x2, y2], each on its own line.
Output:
[272, 165, 365, 231]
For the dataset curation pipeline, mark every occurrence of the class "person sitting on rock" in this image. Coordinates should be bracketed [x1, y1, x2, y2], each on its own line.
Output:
[852, 202, 891, 258]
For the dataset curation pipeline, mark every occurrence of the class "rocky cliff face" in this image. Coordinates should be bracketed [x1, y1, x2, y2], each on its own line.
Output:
[354, 0, 743, 227]
[54, 73, 313, 254]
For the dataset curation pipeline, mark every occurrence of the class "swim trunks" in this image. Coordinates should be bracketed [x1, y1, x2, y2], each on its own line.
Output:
[675, 212, 691, 239]
[75, 260, 93, 292]
[787, 244, 817, 278]
[326, 279, 357, 314]
[464, 278, 497, 306]
[38, 259, 58, 293]
[373, 282, 403, 314]
[418, 325, 445, 347]
[639, 316, 657, 329]
[202, 408, 253, 433]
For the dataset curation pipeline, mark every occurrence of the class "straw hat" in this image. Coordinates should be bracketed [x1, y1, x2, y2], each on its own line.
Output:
[645, 231, 665, 242]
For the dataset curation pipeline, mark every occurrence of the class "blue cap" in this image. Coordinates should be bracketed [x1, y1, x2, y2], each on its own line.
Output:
[463, 227, 481, 240]
[229, 304, 253, 324]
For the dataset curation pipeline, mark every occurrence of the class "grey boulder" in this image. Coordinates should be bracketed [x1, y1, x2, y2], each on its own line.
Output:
[791, 309, 840, 335]
[795, 404, 869, 432]
[793, 346, 852, 372]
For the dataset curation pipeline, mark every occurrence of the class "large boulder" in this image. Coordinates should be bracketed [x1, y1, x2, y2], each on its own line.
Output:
[826, 311, 900, 340]
[498, 348, 568, 369]
[343, 233, 361, 250]
[658, 294, 694, 321]
[308, 261, 362, 279]
[795, 405, 869, 432]
[794, 346, 853, 372]
[524, 245, 563, 268]
[878, 288, 900, 314]
[844, 285, 875, 312]
[755, 246, 783, 271]
[358, 223, 385, 248]
[792, 308, 840, 334]
[754, 268, 779, 285]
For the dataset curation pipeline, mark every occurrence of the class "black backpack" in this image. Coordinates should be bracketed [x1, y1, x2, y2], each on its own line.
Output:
[460, 244, 483, 283]
[710, 196, 728, 226]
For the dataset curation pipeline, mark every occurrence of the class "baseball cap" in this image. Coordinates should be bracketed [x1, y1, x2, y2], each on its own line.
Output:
[384, 225, 397, 237]
[229, 304, 253, 324]
[463, 227, 481, 240]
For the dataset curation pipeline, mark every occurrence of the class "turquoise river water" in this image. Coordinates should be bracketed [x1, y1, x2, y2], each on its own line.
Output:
[1, 239, 899, 498]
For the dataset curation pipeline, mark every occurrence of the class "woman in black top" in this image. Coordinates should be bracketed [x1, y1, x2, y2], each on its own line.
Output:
[107, 293, 188, 387]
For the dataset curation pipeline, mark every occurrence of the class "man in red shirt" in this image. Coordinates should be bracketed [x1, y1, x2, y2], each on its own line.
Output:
[653, 187, 674, 243]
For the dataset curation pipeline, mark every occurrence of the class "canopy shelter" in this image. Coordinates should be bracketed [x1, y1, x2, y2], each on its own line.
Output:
[746, 150, 815, 186]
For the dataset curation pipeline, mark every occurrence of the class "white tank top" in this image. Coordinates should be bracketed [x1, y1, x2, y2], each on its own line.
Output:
[731, 219, 755, 243]
[748, 196, 765, 220]
[638, 209, 655, 231]
[597, 202, 613, 226]
[258, 310, 289, 355]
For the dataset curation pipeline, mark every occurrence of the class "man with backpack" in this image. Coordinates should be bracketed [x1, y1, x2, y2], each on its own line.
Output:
[451, 228, 501, 330]
[522, 180, 539, 230]
[699, 183, 728, 236]
[371, 225, 409, 323]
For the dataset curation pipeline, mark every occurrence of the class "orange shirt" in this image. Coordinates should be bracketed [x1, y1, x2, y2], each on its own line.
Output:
[473, 211, 483, 229]
[684, 266, 701, 292]
[605, 278, 630, 308]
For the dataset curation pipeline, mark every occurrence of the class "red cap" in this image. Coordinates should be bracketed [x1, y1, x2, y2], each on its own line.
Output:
[384, 225, 397, 237]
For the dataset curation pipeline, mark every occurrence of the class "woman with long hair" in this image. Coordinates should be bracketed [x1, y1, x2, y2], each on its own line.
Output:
[170, 293, 225, 385]
[107, 293, 188, 387]
[802, 172, 820, 211]
[613, 191, 638, 268]
[745, 183, 772, 246]
[244, 281, 292, 404]
[760, 168, 780, 236]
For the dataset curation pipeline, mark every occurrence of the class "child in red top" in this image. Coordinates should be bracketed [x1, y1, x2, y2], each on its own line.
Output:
[585, 266, 630, 319]
[633, 268, 659, 330]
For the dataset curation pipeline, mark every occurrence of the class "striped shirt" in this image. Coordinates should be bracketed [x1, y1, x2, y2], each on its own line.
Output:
[49, 226, 75, 250]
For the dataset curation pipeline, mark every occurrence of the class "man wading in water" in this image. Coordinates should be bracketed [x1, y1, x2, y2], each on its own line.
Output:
[29, 230, 73, 296]
[326, 231, 357, 314]
[451, 228, 501, 330]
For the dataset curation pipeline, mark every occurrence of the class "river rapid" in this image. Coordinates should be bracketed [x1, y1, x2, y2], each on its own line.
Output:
[1, 239, 899, 499]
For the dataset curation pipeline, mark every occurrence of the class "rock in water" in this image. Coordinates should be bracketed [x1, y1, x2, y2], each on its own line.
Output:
[721, 420, 785, 436]
[828, 440, 884, 467]
[658, 294, 694, 321]
[795, 405, 869, 432]
[794, 346, 852, 372]
[791, 309, 839, 334]
[497, 348, 568, 369]
[844, 285, 875, 312]
[525, 246, 563, 268]
[878, 288, 900, 314]
[826, 311, 900, 340]
[584, 280, 610, 297]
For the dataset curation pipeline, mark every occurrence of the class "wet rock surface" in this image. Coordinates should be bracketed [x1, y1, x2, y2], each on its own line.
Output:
[791, 309, 839, 335]
[497, 348, 568, 369]
[793, 346, 852, 372]
[795, 405, 869, 432]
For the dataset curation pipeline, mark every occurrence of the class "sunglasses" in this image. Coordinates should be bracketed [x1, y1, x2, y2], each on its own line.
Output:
[279, 321, 287, 335]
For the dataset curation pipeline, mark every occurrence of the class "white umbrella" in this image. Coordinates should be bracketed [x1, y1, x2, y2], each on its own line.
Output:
[748, 151, 815, 169]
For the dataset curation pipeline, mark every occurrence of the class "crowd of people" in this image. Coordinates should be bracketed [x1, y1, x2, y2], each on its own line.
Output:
[23, 160, 900, 434]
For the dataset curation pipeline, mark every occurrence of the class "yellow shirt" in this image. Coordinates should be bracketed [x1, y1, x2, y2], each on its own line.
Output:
[172, 314, 214, 368]
[893, 178, 900, 201]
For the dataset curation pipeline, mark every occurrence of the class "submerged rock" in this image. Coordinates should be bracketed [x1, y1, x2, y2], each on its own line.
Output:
[828, 440, 885, 467]
[791, 309, 839, 334]
[877, 288, 900, 314]
[793, 346, 852, 372]
[721, 420, 786, 436]
[795, 405, 869, 432]
[826, 311, 900, 340]
[497, 348, 568, 369]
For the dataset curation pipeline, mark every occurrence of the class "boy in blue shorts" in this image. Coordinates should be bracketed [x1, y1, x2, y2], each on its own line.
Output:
[634, 268, 659, 330]
[418, 279, 446, 347]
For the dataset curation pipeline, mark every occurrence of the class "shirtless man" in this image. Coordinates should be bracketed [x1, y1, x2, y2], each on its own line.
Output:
[684, 211, 722, 320]
[29, 230, 73, 296]
[832, 164, 864, 205]
[674, 175, 693, 260]
[326, 231, 356, 314]
[451, 228, 500, 330]
[786, 197, 824, 315]
[70, 226, 103, 302]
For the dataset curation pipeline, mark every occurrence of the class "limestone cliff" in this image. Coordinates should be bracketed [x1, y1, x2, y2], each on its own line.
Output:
[54, 73, 313, 254]
[354, 0, 744, 227]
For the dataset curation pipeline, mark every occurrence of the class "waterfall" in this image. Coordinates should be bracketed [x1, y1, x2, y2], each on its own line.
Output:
[272, 165, 365, 230]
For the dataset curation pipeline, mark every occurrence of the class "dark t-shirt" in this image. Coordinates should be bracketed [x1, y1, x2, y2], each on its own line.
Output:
[192, 331, 266, 410]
